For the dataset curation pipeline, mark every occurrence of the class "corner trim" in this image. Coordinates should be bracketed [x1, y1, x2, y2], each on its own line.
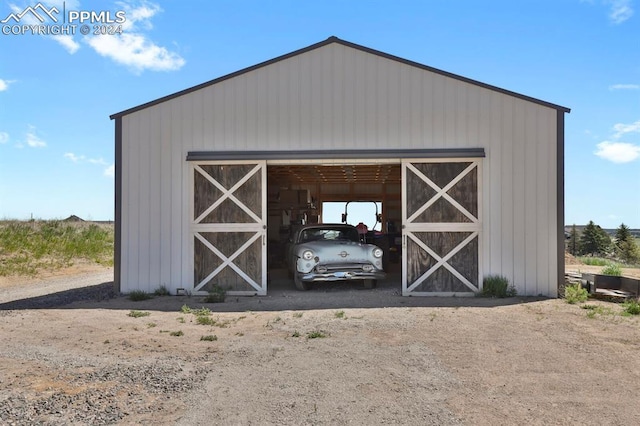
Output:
[114, 117, 122, 294]
[557, 110, 566, 297]
[186, 148, 486, 162]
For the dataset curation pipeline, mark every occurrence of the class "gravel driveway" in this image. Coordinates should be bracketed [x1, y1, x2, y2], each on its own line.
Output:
[2, 268, 640, 425]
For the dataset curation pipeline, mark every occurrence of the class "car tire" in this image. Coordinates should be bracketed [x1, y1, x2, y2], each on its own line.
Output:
[364, 279, 377, 289]
[294, 273, 310, 291]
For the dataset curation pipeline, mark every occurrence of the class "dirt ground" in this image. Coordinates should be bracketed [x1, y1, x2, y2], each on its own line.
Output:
[1, 264, 640, 425]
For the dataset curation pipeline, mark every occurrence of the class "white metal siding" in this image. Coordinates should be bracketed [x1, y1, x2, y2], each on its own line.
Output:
[119, 42, 559, 296]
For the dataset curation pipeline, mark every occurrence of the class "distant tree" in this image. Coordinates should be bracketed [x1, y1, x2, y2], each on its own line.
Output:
[614, 223, 640, 263]
[578, 221, 611, 256]
[567, 224, 580, 255]
[614, 223, 632, 247]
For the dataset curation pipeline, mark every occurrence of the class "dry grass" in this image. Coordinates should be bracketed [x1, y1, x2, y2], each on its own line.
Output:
[0, 220, 114, 276]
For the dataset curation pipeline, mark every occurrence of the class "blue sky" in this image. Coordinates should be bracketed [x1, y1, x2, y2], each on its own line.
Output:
[0, 0, 638, 228]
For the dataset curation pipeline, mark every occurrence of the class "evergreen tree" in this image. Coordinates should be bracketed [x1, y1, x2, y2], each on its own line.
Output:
[568, 224, 580, 255]
[614, 223, 632, 248]
[578, 221, 611, 256]
[614, 223, 640, 263]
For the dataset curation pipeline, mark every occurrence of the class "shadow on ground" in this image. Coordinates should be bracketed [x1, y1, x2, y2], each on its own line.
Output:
[1, 268, 550, 312]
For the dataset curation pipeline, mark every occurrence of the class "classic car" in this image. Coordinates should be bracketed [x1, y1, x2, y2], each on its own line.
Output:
[287, 223, 386, 290]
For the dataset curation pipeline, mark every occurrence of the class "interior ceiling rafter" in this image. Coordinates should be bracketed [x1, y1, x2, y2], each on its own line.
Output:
[268, 164, 401, 185]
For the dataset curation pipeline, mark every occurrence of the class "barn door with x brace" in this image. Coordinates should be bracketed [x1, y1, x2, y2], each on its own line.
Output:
[191, 161, 267, 296]
[402, 159, 482, 296]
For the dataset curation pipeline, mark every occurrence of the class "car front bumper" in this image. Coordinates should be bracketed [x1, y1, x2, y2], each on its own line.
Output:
[300, 270, 385, 282]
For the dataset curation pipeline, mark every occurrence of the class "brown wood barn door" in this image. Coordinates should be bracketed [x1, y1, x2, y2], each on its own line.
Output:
[401, 159, 481, 296]
[191, 161, 267, 296]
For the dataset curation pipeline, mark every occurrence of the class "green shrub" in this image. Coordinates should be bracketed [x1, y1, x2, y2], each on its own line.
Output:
[601, 263, 622, 276]
[196, 315, 216, 326]
[200, 335, 218, 341]
[578, 257, 610, 266]
[622, 300, 640, 316]
[564, 283, 589, 304]
[203, 285, 226, 303]
[127, 310, 150, 318]
[128, 290, 153, 301]
[306, 330, 327, 339]
[481, 275, 516, 298]
[154, 285, 171, 296]
[193, 307, 211, 316]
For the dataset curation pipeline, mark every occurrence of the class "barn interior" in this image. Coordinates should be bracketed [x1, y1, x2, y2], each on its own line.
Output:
[266, 163, 403, 289]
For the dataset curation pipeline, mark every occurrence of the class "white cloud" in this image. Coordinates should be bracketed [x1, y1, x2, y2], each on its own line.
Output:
[0, 132, 9, 144]
[25, 130, 47, 148]
[608, 0, 634, 23]
[64, 152, 85, 162]
[612, 119, 640, 139]
[64, 152, 108, 164]
[89, 157, 109, 166]
[65, 152, 114, 177]
[44, 0, 80, 9]
[594, 141, 640, 163]
[0, 79, 16, 91]
[609, 84, 640, 90]
[104, 164, 115, 178]
[86, 1, 185, 74]
[53, 34, 80, 54]
[118, 1, 159, 30]
[87, 33, 185, 73]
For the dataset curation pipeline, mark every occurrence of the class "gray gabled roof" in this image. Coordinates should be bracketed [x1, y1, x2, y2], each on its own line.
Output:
[110, 36, 570, 119]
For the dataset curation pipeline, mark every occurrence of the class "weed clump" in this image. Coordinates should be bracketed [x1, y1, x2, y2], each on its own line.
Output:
[200, 335, 218, 341]
[480, 275, 516, 298]
[203, 285, 226, 303]
[622, 300, 640, 316]
[127, 310, 150, 318]
[128, 290, 153, 301]
[564, 283, 589, 304]
[196, 316, 217, 326]
[307, 330, 327, 339]
[154, 285, 171, 296]
[601, 263, 622, 276]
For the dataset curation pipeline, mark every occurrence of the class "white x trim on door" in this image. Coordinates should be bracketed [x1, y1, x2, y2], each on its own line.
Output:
[191, 161, 267, 296]
[402, 159, 482, 296]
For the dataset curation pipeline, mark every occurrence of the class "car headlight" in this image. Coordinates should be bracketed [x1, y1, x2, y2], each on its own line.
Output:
[302, 250, 314, 260]
[372, 248, 383, 258]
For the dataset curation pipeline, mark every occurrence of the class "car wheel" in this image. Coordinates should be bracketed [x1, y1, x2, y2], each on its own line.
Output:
[294, 273, 310, 291]
[364, 279, 377, 289]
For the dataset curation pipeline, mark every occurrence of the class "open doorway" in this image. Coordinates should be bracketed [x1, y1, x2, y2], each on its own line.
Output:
[322, 201, 382, 231]
[266, 162, 402, 293]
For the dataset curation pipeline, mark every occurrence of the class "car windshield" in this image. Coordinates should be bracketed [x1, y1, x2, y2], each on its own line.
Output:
[299, 227, 359, 243]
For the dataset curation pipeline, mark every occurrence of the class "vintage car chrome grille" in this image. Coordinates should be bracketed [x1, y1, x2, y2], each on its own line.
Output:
[316, 263, 372, 273]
